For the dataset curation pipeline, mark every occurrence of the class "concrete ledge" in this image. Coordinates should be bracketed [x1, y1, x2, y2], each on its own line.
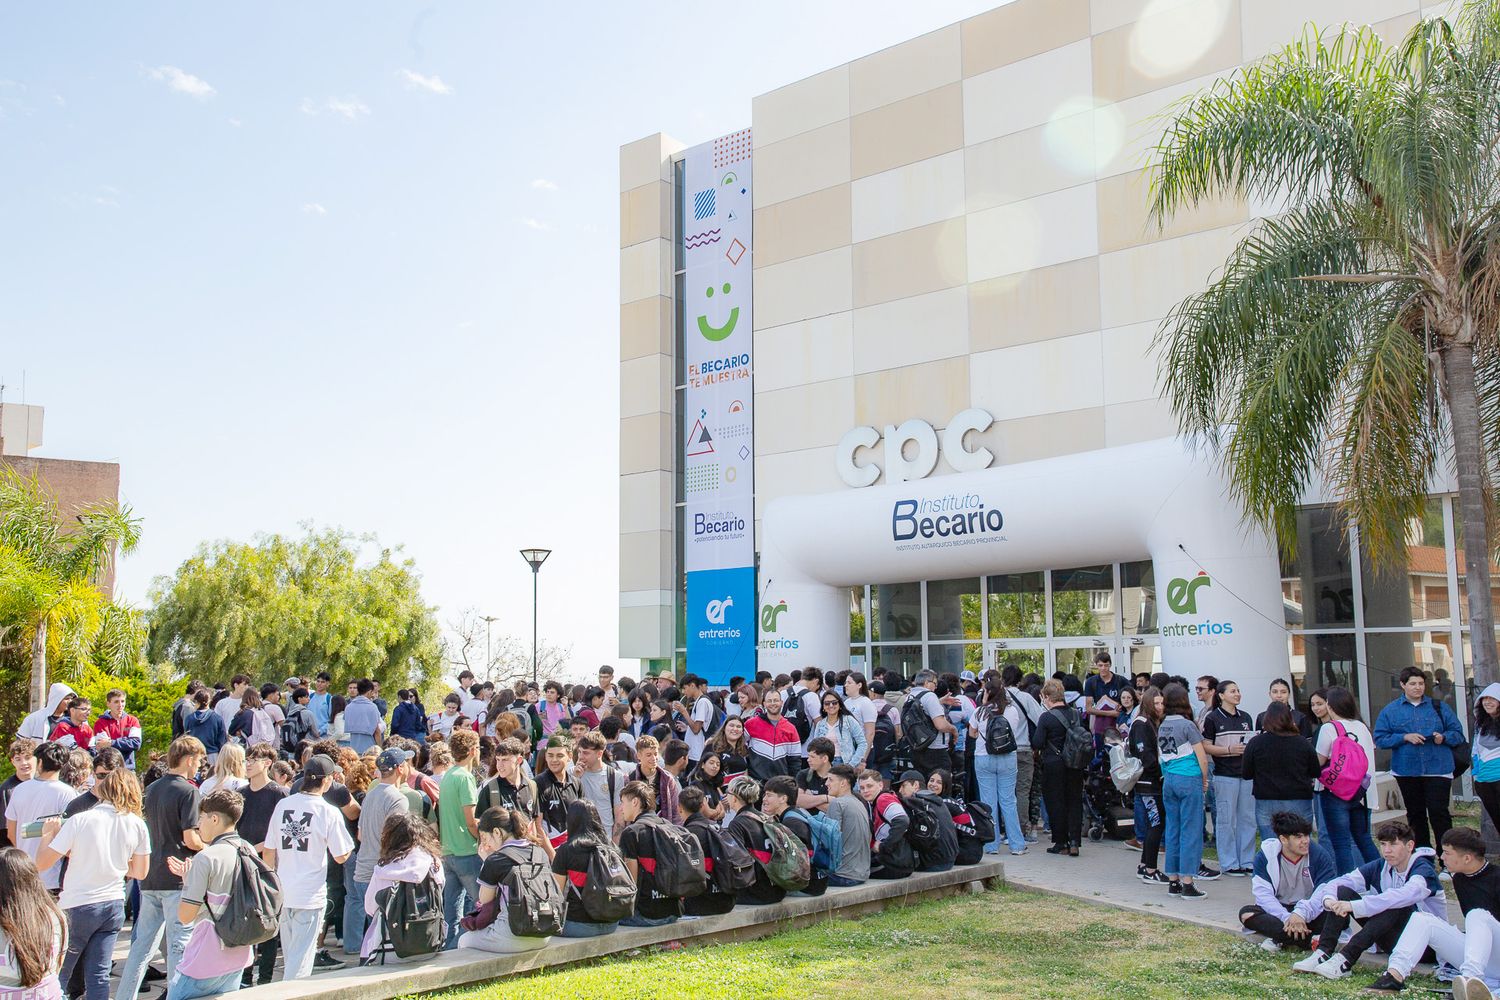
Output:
[241, 861, 1004, 1000]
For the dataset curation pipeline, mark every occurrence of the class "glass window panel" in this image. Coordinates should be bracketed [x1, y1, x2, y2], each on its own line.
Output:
[929, 643, 982, 676]
[1051, 566, 1115, 636]
[1460, 630, 1500, 731]
[927, 578, 982, 640]
[1126, 643, 1162, 682]
[1279, 506, 1354, 628]
[992, 645, 1048, 680]
[1361, 498, 1451, 628]
[986, 571, 1046, 638]
[1121, 561, 1158, 635]
[849, 646, 868, 671]
[1363, 630, 1457, 720]
[848, 586, 867, 644]
[871, 644, 923, 681]
[871, 583, 922, 642]
[1287, 632, 1359, 718]
[1053, 644, 1102, 680]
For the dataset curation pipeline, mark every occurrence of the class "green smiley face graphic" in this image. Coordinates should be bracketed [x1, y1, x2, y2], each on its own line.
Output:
[697, 283, 739, 342]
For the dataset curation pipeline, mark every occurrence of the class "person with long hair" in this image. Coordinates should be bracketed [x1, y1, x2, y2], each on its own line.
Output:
[1241, 702, 1320, 840]
[550, 799, 620, 938]
[36, 769, 148, 1000]
[968, 679, 1027, 856]
[1314, 686, 1380, 873]
[1158, 682, 1210, 899]
[361, 811, 446, 964]
[686, 750, 727, 821]
[1032, 679, 1087, 857]
[1473, 683, 1500, 834]
[811, 691, 867, 767]
[841, 672, 879, 767]
[1130, 685, 1168, 884]
[1201, 679, 1257, 877]
[708, 716, 749, 782]
[0, 846, 67, 995]
[198, 744, 247, 797]
[456, 806, 551, 954]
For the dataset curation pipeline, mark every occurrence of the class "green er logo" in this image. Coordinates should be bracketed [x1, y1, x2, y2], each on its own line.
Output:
[1166, 572, 1211, 615]
[697, 282, 739, 342]
[761, 600, 787, 633]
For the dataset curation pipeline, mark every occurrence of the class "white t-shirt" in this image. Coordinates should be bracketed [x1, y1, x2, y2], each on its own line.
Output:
[461, 697, 487, 722]
[267, 792, 355, 909]
[845, 695, 879, 730]
[215, 696, 242, 730]
[199, 776, 249, 798]
[4, 777, 79, 889]
[971, 704, 1026, 758]
[430, 711, 460, 737]
[685, 696, 715, 761]
[49, 802, 150, 909]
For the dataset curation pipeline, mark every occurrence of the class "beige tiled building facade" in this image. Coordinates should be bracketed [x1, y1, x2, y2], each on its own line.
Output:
[619, 0, 1465, 713]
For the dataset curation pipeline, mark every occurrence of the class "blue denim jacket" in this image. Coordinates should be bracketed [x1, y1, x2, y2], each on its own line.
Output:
[1373, 695, 1466, 776]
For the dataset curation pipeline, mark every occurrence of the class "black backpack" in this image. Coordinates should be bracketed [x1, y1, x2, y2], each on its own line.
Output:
[900, 692, 939, 751]
[698, 820, 756, 895]
[278, 709, 313, 759]
[577, 838, 638, 922]
[1052, 707, 1094, 770]
[781, 689, 813, 743]
[944, 798, 986, 866]
[904, 790, 945, 852]
[983, 708, 1017, 756]
[498, 844, 567, 937]
[870, 703, 900, 768]
[375, 872, 444, 960]
[641, 816, 708, 899]
[207, 837, 282, 947]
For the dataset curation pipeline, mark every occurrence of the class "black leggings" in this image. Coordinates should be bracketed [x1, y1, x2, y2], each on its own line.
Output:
[1137, 790, 1165, 870]
[1394, 775, 1453, 850]
[1041, 760, 1084, 847]
[1477, 780, 1500, 836]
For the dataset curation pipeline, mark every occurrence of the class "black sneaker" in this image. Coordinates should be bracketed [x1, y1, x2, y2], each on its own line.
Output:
[1179, 883, 1206, 899]
[1364, 972, 1406, 993]
[1196, 864, 1221, 880]
[1141, 869, 1171, 886]
[1168, 880, 1182, 895]
[144, 967, 167, 983]
[313, 951, 345, 971]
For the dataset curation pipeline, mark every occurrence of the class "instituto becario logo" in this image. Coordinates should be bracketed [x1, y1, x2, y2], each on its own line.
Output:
[758, 599, 797, 650]
[1161, 571, 1233, 638]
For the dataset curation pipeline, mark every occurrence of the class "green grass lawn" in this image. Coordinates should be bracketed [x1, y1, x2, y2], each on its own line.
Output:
[406, 886, 1448, 1000]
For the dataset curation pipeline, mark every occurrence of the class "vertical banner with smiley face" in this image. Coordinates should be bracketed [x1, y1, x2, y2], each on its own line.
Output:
[682, 129, 756, 686]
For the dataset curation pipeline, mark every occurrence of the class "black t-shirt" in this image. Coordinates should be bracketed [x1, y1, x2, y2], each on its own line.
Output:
[143, 774, 200, 891]
[550, 837, 609, 924]
[776, 810, 827, 896]
[618, 816, 684, 919]
[1201, 707, 1256, 778]
[727, 809, 784, 905]
[1256, 707, 1317, 742]
[63, 790, 98, 819]
[0, 775, 21, 848]
[478, 842, 539, 888]
[239, 782, 288, 847]
[796, 768, 828, 801]
[683, 815, 736, 916]
[475, 775, 538, 820]
[535, 771, 579, 840]
[716, 752, 748, 781]
[1457, 863, 1500, 919]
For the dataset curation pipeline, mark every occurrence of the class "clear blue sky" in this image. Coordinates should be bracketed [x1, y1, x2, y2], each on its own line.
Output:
[0, 0, 1003, 681]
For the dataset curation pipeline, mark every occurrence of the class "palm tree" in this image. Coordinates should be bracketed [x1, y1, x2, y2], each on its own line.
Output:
[1150, 2, 1500, 691]
[0, 468, 145, 708]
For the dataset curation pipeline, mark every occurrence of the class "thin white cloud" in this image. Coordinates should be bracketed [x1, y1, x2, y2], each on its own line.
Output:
[301, 203, 327, 216]
[301, 96, 370, 120]
[519, 218, 550, 232]
[397, 69, 452, 95]
[531, 178, 558, 192]
[228, 117, 242, 127]
[146, 66, 215, 101]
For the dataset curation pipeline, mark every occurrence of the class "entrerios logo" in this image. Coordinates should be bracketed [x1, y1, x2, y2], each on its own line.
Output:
[758, 599, 798, 650]
[1162, 572, 1233, 638]
[705, 597, 734, 625]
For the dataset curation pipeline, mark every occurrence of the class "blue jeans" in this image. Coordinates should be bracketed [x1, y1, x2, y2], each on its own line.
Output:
[1319, 788, 1379, 873]
[975, 753, 1027, 853]
[167, 969, 243, 1000]
[1163, 773, 1205, 879]
[345, 871, 367, 955]
[1255, 798, 1314, 842]
[441, 853, 482, 950]
[620, 913, 678, 927]
[1211, 775, 1256, 871]
[560, 919, 618, 938]
[348, 733, 377, 754]
[61, 899, 124, 1000]
[117, 889, 191, 1000]
[827, 874, 865, 887]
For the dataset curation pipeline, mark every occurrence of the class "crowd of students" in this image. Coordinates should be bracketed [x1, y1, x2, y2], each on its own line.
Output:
[4, 658, 1500, 998]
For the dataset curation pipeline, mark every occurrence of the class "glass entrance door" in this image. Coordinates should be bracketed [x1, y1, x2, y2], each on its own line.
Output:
[987, 639, 1048, 679]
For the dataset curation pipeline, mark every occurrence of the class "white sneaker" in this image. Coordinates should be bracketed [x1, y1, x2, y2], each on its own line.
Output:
[1452, 976, 1472, 999]
[1467, 976, 1496, 1000]
[1313, 954, 1350, 980]
[1291, 950, 1327, 973]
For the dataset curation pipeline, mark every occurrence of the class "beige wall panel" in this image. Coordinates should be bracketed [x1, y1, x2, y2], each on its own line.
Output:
[850, 83, 964, 180]
[1092, 0, 1203, 34]
[1093, 69, 1234, 179]
[854, 356, 970, 429]
[1100, 321, 1165, 405]
[756, 120, 852, 208]
[964, 39, 1094, 146]
[961, 0, 1091, 78]
[1242, 0, 1418, 59]
[620, 182, 669, 249]
[851, 218, 967, 309]
[756, 377, 856, 454]
[618, 604, 673, 662]
[965, 117, 1097, 215]
[969, 256, 1102, 353]
[853, 286, 969, 375]
[754, 184, 852, 269]
[850, 25, 962, 115]
[851, 150, 966, 244]
[990, 406, 1108, 464]
[620, 296, 672, 362]
[620, 238, 672, 305]
[1098, 224, 1243, 328]
[620, 354, 672, 420]
[755, 246, 853, 329]
[619, 530, 672, 592]
[1373, 12, 1422, 46]
[1104, 398, 1180, 447]
[620, 133, 679, 192]
[1097, 167, 1247, 253]
[967, 183, 1099, 282]
[970, 332, 1104, 421]
[619, 413, 672, 476]
[620, 471, 674, 534]
[1092, 0, 1242, 103]
[755, 446, 845, 511]
[754, 311, 855, 394]
[753, 65, 850, 149]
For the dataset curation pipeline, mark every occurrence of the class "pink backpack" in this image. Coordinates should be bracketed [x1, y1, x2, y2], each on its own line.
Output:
[1320, 721, 1369, 801]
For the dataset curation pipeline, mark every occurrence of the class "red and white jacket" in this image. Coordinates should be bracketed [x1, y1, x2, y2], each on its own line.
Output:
[743, 709, 801, 781]
[48, 719, 94, 752]
[94, 712, 144, 768]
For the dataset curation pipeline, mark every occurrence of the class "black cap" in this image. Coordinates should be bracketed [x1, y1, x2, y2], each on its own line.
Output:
[899, 769, 925, 787]
[303, 754, 336, 780]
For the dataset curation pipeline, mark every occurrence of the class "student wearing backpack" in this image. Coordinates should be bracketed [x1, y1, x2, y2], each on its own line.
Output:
[1002, 665, 1044, 843]
[811, 692, 867, 767]
[616, 781, 692, 925]
[1032, 679, 1088, 857]
[841, 673, 879, 769]
[904, 671, 959, 778]
[896, 770, 959, 872]
[1314, 686, 1380, 874]
[1129, 686, 1168, 884]
[723, 776, 787, 905]
[786, 668, 823, 763]
[679, 787, 740, 914]
[821, 765, 871, 886]
[264, 754, 355, 980]
[236, 745, 286, 988]
[761, 776, 827, 896]
[353, 748, 414, 955]
[629, 736, 682, 826]
[361, 810, 446, 965]
[456, 807, 553, 954]
[550, 799, 627, 938]
[1157, 683, 1210, 899]
[1374, 667, 1467, 853]
[968, 679, 1027, 856]
[671, 675, 717, 766]
[858, 769, 915, 880]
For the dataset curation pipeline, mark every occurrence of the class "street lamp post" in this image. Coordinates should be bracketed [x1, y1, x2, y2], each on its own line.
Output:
[480, 615, 497, 676]
[519, 548, 551, 687]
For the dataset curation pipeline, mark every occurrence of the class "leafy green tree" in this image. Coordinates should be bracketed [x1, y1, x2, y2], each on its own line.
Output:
[1150, 3, 1500, 689]
[0, 468, 145, 709]
[148, 526, 443, 691]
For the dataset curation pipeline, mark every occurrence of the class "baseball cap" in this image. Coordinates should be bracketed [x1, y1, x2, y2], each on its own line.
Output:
[284, 676, 302, 688]
[303, 754, 336, 780]
[899, 769, 925, 787]
[960, 670, 976, 682]
[376, 747, 414, 772]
